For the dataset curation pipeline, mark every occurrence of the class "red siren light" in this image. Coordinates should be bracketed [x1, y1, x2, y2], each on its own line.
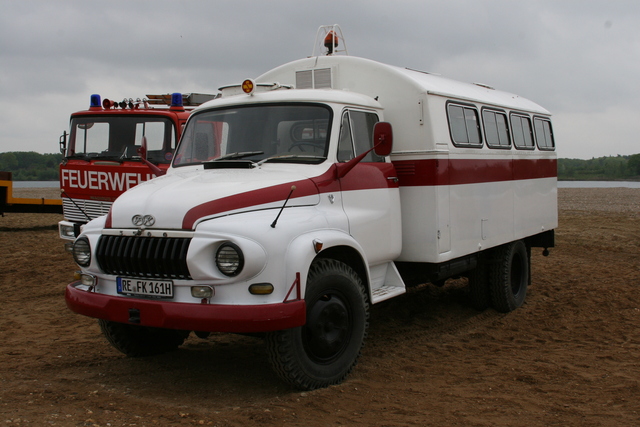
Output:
[324, 31, 338, 54]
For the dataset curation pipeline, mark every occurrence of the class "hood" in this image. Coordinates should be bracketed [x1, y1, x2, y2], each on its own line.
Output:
[107, 166, 324, 230]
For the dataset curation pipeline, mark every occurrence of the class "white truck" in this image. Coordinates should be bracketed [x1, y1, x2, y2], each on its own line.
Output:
[65, 26, 557, 390]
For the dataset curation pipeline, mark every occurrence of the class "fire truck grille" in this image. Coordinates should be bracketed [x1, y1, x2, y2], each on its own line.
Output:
[96, 235, 192, 279]
[63, 198, 112, 222]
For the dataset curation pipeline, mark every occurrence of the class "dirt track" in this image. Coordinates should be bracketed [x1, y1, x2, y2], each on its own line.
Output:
[1, 187, 639, 426]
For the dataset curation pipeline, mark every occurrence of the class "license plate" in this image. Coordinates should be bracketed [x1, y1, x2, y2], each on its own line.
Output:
[117, 277, 174, 298]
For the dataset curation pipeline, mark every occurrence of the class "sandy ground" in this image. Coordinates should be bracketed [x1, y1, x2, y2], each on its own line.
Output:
[1, 187, 639, 426]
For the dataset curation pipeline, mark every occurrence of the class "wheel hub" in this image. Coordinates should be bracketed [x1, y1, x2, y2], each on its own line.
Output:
[305, 294, 350, 361]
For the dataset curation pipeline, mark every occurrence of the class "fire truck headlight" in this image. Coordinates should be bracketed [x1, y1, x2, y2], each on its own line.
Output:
[72, 237, 92, 267]
[60, 224, 76, 240]
[216, 243, 244, 277]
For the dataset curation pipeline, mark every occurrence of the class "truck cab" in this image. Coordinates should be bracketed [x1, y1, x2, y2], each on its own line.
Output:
[58, 92, 216, 242]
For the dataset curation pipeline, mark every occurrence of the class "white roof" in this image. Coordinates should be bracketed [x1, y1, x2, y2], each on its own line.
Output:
[258, 55, 550, 115]
[195, 85, 381, 112]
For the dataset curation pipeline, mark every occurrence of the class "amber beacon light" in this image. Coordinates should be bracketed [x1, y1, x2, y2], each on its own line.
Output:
[242, 79, 255, 95]
[324, 31, 339, 54]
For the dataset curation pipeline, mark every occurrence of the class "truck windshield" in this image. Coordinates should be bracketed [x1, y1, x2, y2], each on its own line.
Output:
[66, 116, 176, 163]
[173, 104, 331, 167]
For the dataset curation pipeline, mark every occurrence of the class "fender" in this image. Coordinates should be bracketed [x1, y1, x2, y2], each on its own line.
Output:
[284, 229, 371, 301]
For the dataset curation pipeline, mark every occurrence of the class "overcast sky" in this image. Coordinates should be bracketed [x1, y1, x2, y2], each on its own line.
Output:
[1, 0, 638, 159]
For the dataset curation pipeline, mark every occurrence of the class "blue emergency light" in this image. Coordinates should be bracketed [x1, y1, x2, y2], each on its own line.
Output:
[90, 94, 101, 108]
[171, 92, 183, 107]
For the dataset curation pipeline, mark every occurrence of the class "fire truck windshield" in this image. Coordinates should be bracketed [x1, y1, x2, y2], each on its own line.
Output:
[173, 104, 331, 167]
[66, 116, 176, 163]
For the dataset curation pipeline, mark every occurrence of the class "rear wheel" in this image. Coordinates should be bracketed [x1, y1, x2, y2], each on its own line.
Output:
[266, 259, 369, 390]
[98, 319, 189, 357]
[489, 241, 530, 313]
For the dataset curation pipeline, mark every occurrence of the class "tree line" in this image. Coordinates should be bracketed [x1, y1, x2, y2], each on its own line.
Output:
[0, 151, 639, 181]
[558, 154, 640, 180]
[0, 151, 63, 181]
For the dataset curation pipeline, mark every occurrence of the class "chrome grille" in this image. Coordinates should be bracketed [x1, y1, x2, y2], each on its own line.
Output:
[96, 235, 192, 279]
[63, 198, 112, 222]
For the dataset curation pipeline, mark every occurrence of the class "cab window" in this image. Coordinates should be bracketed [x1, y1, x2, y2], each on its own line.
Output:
[337, 110, 383, 162]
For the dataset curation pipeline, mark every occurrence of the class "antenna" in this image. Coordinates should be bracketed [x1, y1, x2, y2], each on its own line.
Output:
[271, 185, 296, 228]
[60, 189, 93, 222]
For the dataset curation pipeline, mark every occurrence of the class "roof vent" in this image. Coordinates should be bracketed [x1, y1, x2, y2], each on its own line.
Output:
[473, 82, 495, 90]
[314, 68, 332, 88]
[295, 68, 332, 89]
[296, 70, 313, 89]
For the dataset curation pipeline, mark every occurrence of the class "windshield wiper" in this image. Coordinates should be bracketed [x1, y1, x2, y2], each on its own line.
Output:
[257, 154, 326, 165]
[215, 151, 264, 161]
[64, 154, 89, 160]
[71, 153, 123, 161]
[65, 153, 115, 160]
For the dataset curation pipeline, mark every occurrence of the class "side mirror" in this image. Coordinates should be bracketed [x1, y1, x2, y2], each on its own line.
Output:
[137, 136, 166, 177]
[59, 131, 67, 154]
[137, 136, 148, 160]
[335, 121, 394, 179]
[373, 122, 393, 157]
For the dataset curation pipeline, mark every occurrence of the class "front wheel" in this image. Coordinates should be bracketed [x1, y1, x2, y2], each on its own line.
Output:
[98, 319, 189, 357]
[489, 240, 530, 313]
[266, 259, 369, 390]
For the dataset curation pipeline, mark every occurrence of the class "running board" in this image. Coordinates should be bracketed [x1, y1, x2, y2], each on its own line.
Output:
[369, 262, 406, 304]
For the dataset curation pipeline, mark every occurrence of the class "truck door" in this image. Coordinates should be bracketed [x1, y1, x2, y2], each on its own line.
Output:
[337, 110, 402, 265]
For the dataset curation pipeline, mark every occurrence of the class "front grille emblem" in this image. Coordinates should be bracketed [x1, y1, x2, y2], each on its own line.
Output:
[132, 214, 156, 227]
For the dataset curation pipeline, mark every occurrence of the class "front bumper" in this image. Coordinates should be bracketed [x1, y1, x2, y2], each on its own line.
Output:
[65, 281, 306, 333]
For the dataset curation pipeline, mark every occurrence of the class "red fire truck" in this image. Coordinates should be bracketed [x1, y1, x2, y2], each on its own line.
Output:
[58, 92, 216, 242]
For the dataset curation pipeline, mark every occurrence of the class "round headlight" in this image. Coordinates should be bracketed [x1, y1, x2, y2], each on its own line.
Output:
[72, 237, 91, 267]
[216, 243, 244, 277]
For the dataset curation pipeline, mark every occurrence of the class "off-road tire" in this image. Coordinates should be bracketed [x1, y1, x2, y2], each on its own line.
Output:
[98, 319, 189, 357]
[266, 259, 369, 390]
[489, 240, 530, 313]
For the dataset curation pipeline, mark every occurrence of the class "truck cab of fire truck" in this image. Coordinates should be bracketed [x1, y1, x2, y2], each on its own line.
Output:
[58, 92, 217, 243]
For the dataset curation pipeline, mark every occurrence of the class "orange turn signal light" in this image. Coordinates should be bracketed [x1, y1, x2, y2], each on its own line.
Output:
[249, 283, 274, 295]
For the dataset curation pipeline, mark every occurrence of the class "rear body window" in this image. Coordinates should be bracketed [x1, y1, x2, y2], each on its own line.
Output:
[511, 114, 534, 150]
[447, 104, 482, 147]
[482, 109, 511, 148]
[534, 117, 555, 150]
